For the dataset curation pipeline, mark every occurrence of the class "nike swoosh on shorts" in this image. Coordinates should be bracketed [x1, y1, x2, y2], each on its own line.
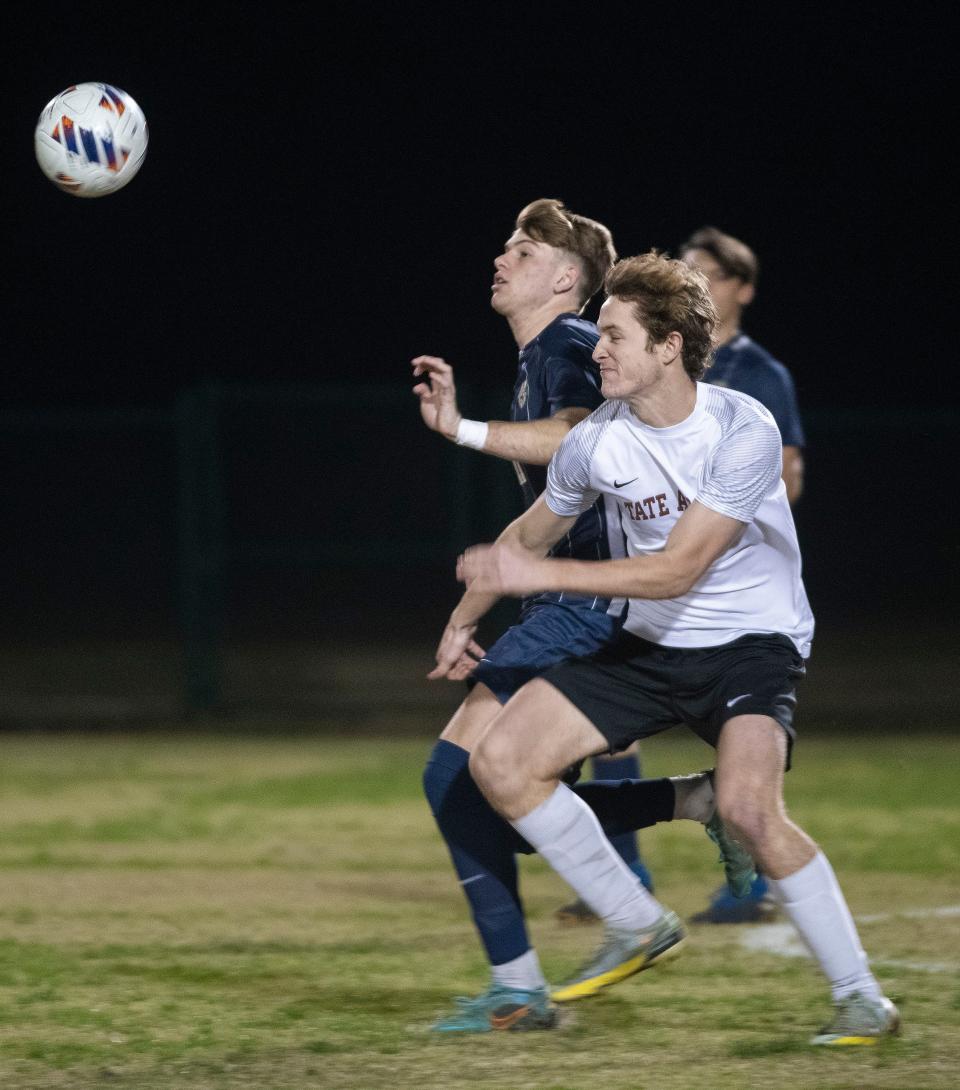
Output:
[726, 693, 753, 708]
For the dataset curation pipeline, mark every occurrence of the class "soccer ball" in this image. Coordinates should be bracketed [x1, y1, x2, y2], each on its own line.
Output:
[34, 83, 148, 198]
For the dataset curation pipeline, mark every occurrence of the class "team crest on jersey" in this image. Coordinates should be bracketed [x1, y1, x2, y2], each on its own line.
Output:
[517, 379, 528, 409]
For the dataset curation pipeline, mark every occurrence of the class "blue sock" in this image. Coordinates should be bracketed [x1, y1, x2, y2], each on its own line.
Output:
[591, 753, 644, 865]
[423, 740, 530, 967]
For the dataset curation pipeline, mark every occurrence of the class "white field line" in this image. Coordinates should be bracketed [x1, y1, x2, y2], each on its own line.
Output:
[738, 904, 960, 973]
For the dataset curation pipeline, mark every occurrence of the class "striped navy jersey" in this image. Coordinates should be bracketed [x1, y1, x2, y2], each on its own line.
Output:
[510, 312, 625, 616]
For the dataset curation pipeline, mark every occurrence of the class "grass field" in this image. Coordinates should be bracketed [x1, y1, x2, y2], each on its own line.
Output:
[0, 727, 958, 1089]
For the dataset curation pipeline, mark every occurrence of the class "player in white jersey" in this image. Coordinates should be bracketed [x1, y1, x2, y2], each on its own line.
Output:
[546, 385, 813, 653]
[442, 251, 899, 1045]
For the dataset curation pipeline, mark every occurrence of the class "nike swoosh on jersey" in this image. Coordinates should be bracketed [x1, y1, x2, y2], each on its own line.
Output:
[726, 693, 753, 708]
[613, 477, 639, 488]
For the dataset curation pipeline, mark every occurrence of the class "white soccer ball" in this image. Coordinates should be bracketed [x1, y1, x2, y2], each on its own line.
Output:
[34, 82, 148, 198]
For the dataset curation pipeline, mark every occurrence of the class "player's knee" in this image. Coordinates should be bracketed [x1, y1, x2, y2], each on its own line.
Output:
[469, 731, 523, 803]
[715, 793, 773, 850]
[468, 737, 503, 794]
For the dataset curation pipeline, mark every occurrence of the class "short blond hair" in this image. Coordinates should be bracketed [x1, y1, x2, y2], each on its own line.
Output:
[605, 251, 718, 380]
[516, 198, 617, 310]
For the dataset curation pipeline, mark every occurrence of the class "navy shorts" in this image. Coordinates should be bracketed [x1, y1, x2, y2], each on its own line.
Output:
[472, 602, 621, 705]
[542, 631, 806, 767]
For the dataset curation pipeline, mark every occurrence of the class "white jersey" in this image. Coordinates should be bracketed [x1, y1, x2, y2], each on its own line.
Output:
[545, 383, 815, 657]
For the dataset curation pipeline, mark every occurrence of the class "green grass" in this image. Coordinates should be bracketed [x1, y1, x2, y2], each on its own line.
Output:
[0, 729, 958, 1089]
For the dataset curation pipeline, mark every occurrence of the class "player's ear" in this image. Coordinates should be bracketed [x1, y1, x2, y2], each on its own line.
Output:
[736, 281, 755, 307]
[662, 331, 683, 364]
[554, 261, 580, 295]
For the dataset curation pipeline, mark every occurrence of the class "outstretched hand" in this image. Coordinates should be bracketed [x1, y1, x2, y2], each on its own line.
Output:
[411, 355, 462, 440]
[458, 543, 547, 598]
[428, 621, 486, 681]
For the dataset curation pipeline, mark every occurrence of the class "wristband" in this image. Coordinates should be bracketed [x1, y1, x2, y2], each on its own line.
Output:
[455, 418, 489, 450]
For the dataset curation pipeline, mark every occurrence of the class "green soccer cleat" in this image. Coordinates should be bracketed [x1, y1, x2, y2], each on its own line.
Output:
[551, 910, 685, 1003]
[704, 812, 757, 899]
[810, 992, 900, 1046]
[431, 984, 557, 1033]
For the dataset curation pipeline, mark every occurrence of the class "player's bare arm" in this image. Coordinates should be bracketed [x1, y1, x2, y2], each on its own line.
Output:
[461, 500, 744, 601]
[412, 355, 590, 464]
[782, 445, 804, 504]
[480, 408, 590, 464]
[428, 498, 575, 680]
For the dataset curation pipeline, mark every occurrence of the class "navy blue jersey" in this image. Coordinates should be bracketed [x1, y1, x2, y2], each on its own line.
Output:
[509, 313, 623, 615]
[705, 333, 805, 447]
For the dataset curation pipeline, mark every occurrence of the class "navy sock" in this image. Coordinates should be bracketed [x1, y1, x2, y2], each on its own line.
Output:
[591, 753, 646, 865]
[423, 739, 530, 966]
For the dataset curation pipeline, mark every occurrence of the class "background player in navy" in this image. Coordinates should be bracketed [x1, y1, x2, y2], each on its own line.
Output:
[682, 226, 804, 503]
[413, 199, 664, 1031]
[680, 226, 806, 923]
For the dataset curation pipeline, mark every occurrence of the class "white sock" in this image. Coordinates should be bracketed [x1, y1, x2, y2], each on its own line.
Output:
[511, 782, 663, 931]
[491, 949, 547, 991]
[766, 851, 881, 1002]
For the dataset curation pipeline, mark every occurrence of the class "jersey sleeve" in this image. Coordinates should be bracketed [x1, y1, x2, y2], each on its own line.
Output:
[543, 353, 603, 414]
[545, 413, 603, 517]
[739, 361, 805, 447]
[697, 417, 783, 523]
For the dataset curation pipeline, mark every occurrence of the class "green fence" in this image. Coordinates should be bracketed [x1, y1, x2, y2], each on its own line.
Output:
[1, 388, 956, 719]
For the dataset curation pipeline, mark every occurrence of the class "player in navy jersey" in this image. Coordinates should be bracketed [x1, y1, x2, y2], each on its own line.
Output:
[680, 226, 805, 922]
[413, 201, 744, 1033]
[682, 226, 804, 504]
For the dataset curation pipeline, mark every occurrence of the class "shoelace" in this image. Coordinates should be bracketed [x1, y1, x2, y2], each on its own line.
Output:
[570, 927, 639, 976]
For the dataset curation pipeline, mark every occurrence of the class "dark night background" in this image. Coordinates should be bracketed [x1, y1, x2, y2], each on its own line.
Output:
[1, 4, 956, 720]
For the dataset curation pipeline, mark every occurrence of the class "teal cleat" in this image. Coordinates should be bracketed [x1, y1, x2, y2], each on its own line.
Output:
[704, 812, 757, 899]
[432, 984, 556, 1033]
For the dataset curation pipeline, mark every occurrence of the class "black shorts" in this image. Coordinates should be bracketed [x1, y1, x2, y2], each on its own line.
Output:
[542, 631, 806, 767]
